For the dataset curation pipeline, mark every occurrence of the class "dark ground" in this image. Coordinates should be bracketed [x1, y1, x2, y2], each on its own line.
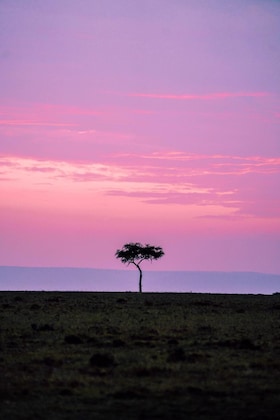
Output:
[0, 291, 280, 419]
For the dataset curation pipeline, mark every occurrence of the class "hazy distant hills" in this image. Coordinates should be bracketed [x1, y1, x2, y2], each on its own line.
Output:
[0, 267, 279, 294]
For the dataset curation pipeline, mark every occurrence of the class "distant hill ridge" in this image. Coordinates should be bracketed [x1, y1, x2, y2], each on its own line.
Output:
[0, 266, 279, 294]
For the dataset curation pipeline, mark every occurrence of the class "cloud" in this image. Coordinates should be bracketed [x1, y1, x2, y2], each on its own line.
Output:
[0, 103, 102, 117]
[0, 156, 129, 187]
[114, 151, 280, 178]
[105, 151, 280, 219]
[111, 91, 271, 101]
[1, 151, 279, 220]
[3, 151, 279, 184]
[24, 166, 58, 173]
[0, 103, 103, 133]
[107, 188, 240, 207]
[0, 120, 76, 128]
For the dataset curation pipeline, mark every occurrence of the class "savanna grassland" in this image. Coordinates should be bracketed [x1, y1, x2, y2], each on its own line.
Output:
[0, 291, 280, 419]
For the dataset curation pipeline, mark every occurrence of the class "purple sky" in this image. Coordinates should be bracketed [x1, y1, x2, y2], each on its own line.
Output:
[0, 0, 280, 274]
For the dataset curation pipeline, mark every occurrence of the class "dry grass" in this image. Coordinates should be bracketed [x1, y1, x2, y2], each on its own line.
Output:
[0, 291, 280, 419]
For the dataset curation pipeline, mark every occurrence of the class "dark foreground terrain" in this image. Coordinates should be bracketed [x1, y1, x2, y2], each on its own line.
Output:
[0, 292, 280, 419]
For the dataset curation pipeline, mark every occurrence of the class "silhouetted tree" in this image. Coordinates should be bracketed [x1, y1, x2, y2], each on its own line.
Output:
[115, 242, 164, 293]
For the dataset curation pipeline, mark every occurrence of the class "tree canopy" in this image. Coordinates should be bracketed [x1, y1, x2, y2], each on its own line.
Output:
[115, 242, 164, 293]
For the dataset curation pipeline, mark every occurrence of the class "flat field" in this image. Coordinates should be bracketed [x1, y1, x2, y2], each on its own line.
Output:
[0, 291, 280, 419]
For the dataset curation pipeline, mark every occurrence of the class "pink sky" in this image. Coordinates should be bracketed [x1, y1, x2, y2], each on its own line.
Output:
[0, 0, 280, 274]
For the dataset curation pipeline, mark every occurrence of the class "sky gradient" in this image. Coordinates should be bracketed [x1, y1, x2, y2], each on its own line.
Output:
[1, 0, 280, 274]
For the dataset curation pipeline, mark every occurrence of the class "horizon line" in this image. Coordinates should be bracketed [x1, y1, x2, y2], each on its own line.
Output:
[0, 265, 278, 276]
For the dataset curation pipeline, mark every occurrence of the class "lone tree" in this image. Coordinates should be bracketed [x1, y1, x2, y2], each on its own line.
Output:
[115, 242, 164, 293]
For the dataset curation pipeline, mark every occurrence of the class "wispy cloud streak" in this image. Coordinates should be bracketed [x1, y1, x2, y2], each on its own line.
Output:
[0, 103, 103, 130]
[1, 152, 279, 220]
[0, 120, 77, 127]
[111, 91, 270, 101]
[115, 151, 280, 176]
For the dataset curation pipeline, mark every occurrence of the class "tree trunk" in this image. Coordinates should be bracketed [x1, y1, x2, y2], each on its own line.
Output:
[135, 263, 143, 293]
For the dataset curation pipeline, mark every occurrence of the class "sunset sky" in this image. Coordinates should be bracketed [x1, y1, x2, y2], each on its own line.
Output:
[1, 0, 280, 274]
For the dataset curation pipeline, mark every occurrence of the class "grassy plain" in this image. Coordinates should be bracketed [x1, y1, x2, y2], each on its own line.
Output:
[0, 291, 280, 419]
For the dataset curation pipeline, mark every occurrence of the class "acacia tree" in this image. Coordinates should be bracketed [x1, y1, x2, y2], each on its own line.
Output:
[115, 242, 164, 293]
